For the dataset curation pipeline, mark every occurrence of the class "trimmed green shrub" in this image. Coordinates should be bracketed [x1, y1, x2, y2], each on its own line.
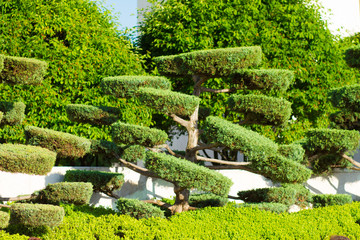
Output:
[0, 111, 3, 124]
[137, 87, 200, 116]
[154, 46, 262, 77]
[111, 121, 168, 147]
[64, 170, 124, 194]
[0, 143, 56, 175]
[39, 182, 93, 205]
[0, 101, 25, 126]
[116, 198, 165, 219]
[230, 69, 294, 92]
[90, 139, 145, 164]
[239, 202, 289, 214]
[0, 54, 4, 73]
[345, 45, 360, 68]
[329, 85, 360, 112]
[25, 126, 91, 158]
[237, 184, 311, 206]
[65, 104, 120, 125]
[312, 194, 353, 208]
[228, 94, 292, 126]
[305, 128, 360, 154]
[329, 110, 360, 130]
[202, 116, 278, 161]
[278, 144, 306, 164]
[189, 193, 228, 208]
[145, 151, 232, 196]
[0, 55, 48, 85]
[10, 203, 64, 228]
[0, 211, 9, 229]
[311, 154, 351, 175]
[101, 75, 171, 98]
[250, 155, 312, 183]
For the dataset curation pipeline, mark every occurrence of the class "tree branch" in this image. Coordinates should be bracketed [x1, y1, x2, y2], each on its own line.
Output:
[342, 154, 360, 169]
[189, 143, 220, 152]
[143, 199, 173, 209]
[228, 195, 242, 200]
[0, 204, 10, 208]
[155, 144, 185, 159]
[193, 75, 209, 90]
[0, 195, 35, 202]
[169, 114, 190, 128]
[196, 156, 251, 166]
[200, 87, 237, 93]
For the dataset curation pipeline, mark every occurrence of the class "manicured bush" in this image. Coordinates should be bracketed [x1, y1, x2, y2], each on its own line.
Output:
[101, 75, 171, 98]
[189, 193, 228, 208]
[0, 54, 4, 72]
[345, 45, 360, 68]
[111, 121, 168, 147]
[329, 110, 360, 130]
[0, 143, 56, 175]
[305, 128, 360, 154]
[10, 203, 64, 228]
[145, 151, 232, 196]
[25, 126, 91, 158]
[228, 94, 292, 126]
[39, 182, 93, 205]
[65, 104, 120, 125]
[278, 144, 306, 164]
[230, 69, 294, 92]
[137, 87, 200, 116]
[329, 85, 360, 112]
[116, 198, 165, 219]
[0, 101, 25, 126]
[0, 55, 48, 85]
[64, 170, 124, 194]
[202, 116, 278, 161]
[0, 211, 9, 229]
[154, 46, 262, 77]
[312, 194, 353, 208]
[239, 202, 289, 214]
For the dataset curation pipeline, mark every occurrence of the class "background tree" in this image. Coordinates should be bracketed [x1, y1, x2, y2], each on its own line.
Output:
[138, 0, 359, 143]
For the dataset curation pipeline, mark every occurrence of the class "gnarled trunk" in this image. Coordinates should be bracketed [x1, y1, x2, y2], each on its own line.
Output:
[169, 185, 190, 214]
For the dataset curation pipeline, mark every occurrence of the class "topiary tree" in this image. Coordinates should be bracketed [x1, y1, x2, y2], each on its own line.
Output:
[138, 0, 359, 143]
[31, 46, 313, 214]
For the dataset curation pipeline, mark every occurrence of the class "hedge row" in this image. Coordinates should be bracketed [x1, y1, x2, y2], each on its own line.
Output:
[230, 69, 294, 92]
[0, 144, 56, 175]
[0, 55, 48, 85]
[154, 46, 262, 77]
[64, 170, 124, 194]
[116, 198, 165, 219]
[101, 75, 171, 98]
[312, 194, 353, 208]
[202, 116, 278, 161]
[228, 94, 292, 126]
[0, 101, 25, 126]
[65, 104, 120, 125]
[137, 87, 200, 117]
[25, 126, 91, 158]
[145, 151, 232, 196]
[111, 121, 168, 147]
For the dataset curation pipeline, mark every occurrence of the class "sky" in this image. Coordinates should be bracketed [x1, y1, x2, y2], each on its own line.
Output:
[103, 0, 360, 37]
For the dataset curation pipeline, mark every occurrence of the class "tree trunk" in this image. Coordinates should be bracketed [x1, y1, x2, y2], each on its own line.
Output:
[169, 185, 190, 214]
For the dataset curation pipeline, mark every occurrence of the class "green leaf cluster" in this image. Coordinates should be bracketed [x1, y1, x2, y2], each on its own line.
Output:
[228, 94, 292, 126]
[65, 104, 120, 125]
[0, 102, 25, 126]
[115, 198, 165, 220]
[111, 121, 167, 147]
[39, 182, 93, 205]
[345, 45, 360, 68]
[278, 144, 306, 164]
[188, 193, 228, 208]
[64, 170, 124, 193]
[0, 143, 56, 175]
[0, 211, 9, 229]
[10, 203, 64, 228]
[154, 46, 262, 77]
[312, 194, 352, 208]
[145, 151, 232, 196]
[238, 202, 289, 214]
[25, 126, 91, 158]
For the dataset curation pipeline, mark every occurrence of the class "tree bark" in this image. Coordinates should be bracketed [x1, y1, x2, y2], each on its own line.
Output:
[169, 185, 191, 214]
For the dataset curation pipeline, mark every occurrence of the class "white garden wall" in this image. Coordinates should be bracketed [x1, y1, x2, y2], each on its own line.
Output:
[1, 166, 360, 209]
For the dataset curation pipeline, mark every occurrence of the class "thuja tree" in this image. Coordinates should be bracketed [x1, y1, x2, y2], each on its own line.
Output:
[38, 46, 313, 213]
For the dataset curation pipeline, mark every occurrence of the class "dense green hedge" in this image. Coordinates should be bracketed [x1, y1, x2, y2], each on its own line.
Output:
[238, 202, 289, 214]
[345, 45, 360, 68]
[202, 116, 278, 161]
[305, 128, 360, 154]
[312, 194, 353, 208]
[0, 54, 4, 73]
[10, 203, 64, 228]
[0, 102, 25, 126]
[154, 46, 262, 77]
[111, 121, 168, 147]
[0, 144, 56, 175]
[237, 184, 311, 206]
[230, 69, 294, 92]
[64, 170, 124, 194]
[145, 151, 232, 196]
[25, 126, 91, 158]
[189, 193, 228, 208]
[329, 85, 360, 112]
[0, 211, 9, 229]
[65, 104, 120, 125]
[329, 110, 360, 130]
[278, 144, 306, 163]
[101, 76, 171, 98]
[116, 198, 165, 219]
[0, 55, 48, 85]
[228, 94, 292, 126]
[137, 87, 200, 116]
[0, 0, 147, 143]
[39, 182, 93, 205]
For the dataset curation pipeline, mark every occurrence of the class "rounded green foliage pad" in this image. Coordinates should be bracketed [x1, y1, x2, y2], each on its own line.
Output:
[66, 104, 120, 125]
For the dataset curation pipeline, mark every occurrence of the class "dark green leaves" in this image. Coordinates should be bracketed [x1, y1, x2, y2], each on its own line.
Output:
[66, 104, 120, 125]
